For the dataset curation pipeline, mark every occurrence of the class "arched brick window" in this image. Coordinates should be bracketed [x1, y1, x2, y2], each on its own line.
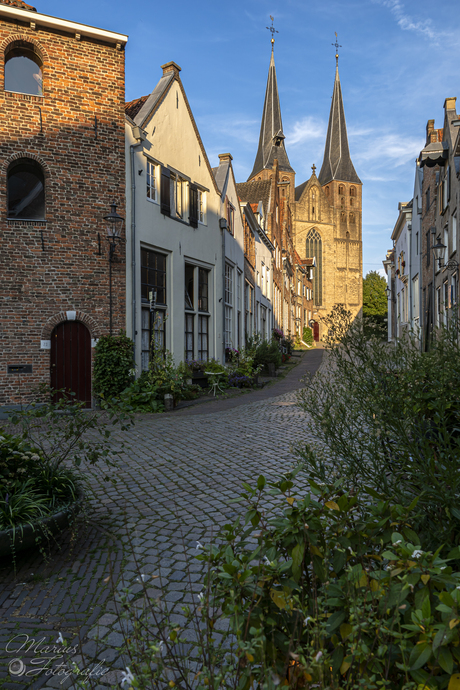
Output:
[325, 186, 330, 197]
[350, 187, 356, 197]
[306, 228, 322, 306]
[8, 158, 45, 219]
[338, 184, 344, 195]
[4, 40, 43, 96]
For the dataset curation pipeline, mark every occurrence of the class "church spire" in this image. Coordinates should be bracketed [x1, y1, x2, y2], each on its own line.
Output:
[248, 25, 294, 181]
[318, 45, 361, 186]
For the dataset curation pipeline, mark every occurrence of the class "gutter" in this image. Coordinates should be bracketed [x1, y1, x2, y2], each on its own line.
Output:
[0, 5, 128, 46]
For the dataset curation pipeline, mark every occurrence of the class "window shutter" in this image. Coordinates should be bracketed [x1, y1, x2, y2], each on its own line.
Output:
[189, 184, 198, 228]
[447, 166, 451, 202]
[160, 167, 171, 216]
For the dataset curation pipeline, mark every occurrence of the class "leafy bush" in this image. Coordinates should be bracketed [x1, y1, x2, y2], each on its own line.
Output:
[298, 308, 460, 552]
[117, 373, 164, 413]
[200, 473, 460, 689]
[228, 373, 252, 388]
[303, 326, 314, 347]
[93, 332, 135, 401]
[253, 339, 282, 370]
[282, 334, 295, 355]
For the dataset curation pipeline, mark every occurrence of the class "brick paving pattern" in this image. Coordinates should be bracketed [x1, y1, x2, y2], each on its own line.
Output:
[0, 349, 323, 689]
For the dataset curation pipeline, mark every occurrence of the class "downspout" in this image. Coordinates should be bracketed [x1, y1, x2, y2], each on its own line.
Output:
[130, 127, 145, 368]
[408, 222, 412, 326]
[219, 217, 227, 363]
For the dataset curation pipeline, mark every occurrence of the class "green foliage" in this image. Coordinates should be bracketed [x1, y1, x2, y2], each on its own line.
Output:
[201, 473, 460, 688]
[303, 326, 314, 347]
[253, 339, 282, 369]
[321, 303, 354, 344]
[282, 334, 295, 355]
[149, 349, 198, 398]
[0, 431, 80, 533]
[116, 373, 164, 413]
[298, 313, 460, 552]
[93, 332, 135, 400]
[363, 270, 388, 317]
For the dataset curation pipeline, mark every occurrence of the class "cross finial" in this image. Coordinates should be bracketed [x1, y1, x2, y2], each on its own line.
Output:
[266, 15, 279, 49]
[332, 31, 342, 65]
[312, 163, 316, 175]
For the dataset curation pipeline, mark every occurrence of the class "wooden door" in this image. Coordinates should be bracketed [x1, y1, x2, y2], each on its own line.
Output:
[313, 321, 320, 342]
[50, 321, 92, 407]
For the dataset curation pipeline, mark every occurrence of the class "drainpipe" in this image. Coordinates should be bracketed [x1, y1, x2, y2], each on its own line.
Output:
[130, 126, 146, 369]
[219, 217, 227, 363]
[408, 222, 412, 326]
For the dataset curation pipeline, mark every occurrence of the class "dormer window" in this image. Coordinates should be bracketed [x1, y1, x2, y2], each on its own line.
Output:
[273, 130, 285, 147]
[5, 41, 43, 96]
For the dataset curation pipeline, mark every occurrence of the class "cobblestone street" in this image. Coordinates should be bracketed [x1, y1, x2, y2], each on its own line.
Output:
[0, 350, 323, 689]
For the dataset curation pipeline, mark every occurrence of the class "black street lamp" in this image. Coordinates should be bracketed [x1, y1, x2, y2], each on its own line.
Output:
[103, 200, 124, 336]
[432, 237, 459, 271]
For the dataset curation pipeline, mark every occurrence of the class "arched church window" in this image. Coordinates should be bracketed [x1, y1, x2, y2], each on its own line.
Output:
[338, 184, 344, 195]
[5, 41, 43, 96]
[7, 158, 45, 219]
[350, 198, 354, 207]
[350, 213, 355, 224]
[306, 228, 322, 306]
[350, 187, 356, 197]
[325, 186, 330, 197]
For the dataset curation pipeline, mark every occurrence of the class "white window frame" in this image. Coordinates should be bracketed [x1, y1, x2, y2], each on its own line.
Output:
[198, 189, 206, 225]
[170, 173, 185, 219]
[146, 160, 158, 203]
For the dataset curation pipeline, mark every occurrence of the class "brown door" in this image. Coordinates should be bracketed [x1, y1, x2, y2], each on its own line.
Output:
[50, 321, 92, 407]
[313, 322, 320, 342]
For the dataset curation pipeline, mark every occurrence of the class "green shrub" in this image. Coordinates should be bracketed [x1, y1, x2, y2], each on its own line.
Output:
[298, 308, 460, 552]
[253, 339, 282, 369]
[93, 332, 135, 400]
[200, 473, 460, 689]
[117, 373, 164, 413]
[303, 326, 314, 347]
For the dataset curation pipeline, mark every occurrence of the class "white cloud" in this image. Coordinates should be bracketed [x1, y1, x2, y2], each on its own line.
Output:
[354, 132, 423, 167]
[374, 0, 447, 44]
[287, 116, 325, 146]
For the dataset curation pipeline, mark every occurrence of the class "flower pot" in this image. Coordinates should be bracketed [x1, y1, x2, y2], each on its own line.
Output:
[266, 363, 276, 377]
[0, 490, 84, 557]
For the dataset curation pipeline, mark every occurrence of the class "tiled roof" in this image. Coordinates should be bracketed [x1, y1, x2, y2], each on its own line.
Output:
[294, 179, 308, 201]
[125, 95, 149, 120]
[236, 180, 271, 214]
[0, 0, 37, 9]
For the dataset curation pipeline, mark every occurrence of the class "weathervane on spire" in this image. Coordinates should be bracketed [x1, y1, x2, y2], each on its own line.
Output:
[332, 32, 342, 65]
[266, 15, 278, 49]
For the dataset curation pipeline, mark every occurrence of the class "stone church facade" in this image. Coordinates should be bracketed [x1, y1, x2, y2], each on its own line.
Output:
[242, 42, 363, 340]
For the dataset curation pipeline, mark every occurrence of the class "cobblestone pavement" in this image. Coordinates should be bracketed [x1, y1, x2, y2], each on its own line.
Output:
[0, 350, 323, 689]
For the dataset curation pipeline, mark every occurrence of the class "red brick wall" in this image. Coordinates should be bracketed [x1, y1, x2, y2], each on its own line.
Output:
[0, 16, 126, 404]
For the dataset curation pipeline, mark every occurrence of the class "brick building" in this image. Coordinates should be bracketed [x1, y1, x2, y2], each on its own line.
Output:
[0, 0, 127, 408]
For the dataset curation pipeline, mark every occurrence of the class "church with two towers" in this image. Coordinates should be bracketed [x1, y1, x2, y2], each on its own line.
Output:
[238, 33, 363, 340]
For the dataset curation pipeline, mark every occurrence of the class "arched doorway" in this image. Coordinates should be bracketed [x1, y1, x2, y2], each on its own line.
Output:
[50, 321, 92, 407]
[313, 322, 320, 342]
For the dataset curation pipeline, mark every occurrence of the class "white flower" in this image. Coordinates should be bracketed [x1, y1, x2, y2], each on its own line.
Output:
[440, 566, 447, 571]
[136, 574, 147, 582]
[315, 650, 323, 662]
[303, 617, 311, 626]
[121, 667, 135, 688]
[393, 540, 402, 545]
[196, 541, 203, 550]
[412, 549, 424, 559]
[56, 632, 64, 644]
[198, 592, 205, 602]
[263, 556, 271, 565]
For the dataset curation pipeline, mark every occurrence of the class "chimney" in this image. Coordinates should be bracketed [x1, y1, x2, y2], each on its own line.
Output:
[161, 61, 181, 78]
[444, 97, 457, 112]
[426, 119, 435, 145]
[218, 153, 233, 163]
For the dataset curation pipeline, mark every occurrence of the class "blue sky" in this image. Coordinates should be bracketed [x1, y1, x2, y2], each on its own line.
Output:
[36, 0, 459, 275]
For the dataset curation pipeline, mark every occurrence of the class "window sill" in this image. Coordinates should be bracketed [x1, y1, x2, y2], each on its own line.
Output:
[7, 217, 46, 223]
[5, 90, 43, 100]
[147, 197, 159, 205]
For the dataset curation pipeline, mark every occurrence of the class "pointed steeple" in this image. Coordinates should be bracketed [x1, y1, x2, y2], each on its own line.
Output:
[248, 43, 294, 180]
[318, 56, 361, 186]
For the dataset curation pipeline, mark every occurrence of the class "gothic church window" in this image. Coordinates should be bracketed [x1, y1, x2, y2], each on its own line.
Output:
[5, 41, 43, 96]
[7, 158, 45, 219]
[306, 228, 322, 306]
[338, 184, 344, 195]
[350, 187, 356, 197]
